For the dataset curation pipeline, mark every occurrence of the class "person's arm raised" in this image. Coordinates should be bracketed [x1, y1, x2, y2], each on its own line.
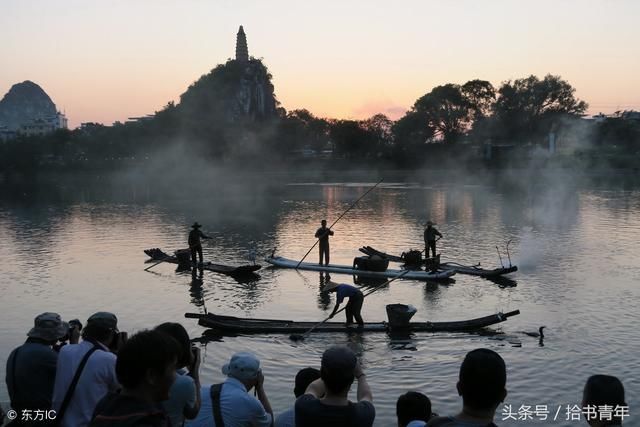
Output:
[183, 347, 202, 419]
[255, 371, 274, 422]
[354, 360, 372, 402]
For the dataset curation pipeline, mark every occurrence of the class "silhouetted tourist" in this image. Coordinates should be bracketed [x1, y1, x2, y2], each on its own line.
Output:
[52, 312, 123, 427]
[189, 222, 210, 265]
[324, 280, 365, 327]
[90, 330, 180, 426]
[154, 323, 201, 427]
[397, 391, 433, 427]
[6, 312, 78, 426]
[427, 348, 506, 427]
[582, 375, 627, 426]
[275, 367, 321, 427]
[186, 352, 273, 427]
[295, 345, 374, 427]
[315, 220, 334, 265]
[423, 221, 442, 259]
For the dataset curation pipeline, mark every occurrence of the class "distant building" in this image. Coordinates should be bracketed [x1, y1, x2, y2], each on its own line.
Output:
[590, 113, 608, 123]
[80, 122, 104, 129]
[621, 111, 640, 121]
[0, 125, 17, 141]
[52, 111, 68, 129]
[126, 114, 155, 124]
[18, 111, 68, 136]
[236, 25, 249, 62]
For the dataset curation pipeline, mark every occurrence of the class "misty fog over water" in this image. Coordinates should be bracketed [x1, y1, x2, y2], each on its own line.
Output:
[0, 169, 638, 426]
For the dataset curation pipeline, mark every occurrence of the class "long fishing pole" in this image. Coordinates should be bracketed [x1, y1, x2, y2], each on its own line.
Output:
[296, 179, 384, 269]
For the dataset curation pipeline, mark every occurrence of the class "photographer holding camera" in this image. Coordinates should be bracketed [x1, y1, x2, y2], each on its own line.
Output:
[52, 312, 124, 427]
[5, 312, 79, 426]
[52, 319, 82, 352]
[154, 322, 202, 427]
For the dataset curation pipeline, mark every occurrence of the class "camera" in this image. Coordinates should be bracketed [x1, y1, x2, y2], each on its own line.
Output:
[108, 331, 128, 353]
[68, 319, 82, 335]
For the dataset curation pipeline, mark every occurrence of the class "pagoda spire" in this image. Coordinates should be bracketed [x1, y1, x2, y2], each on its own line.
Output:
[235, 25, 248, 62]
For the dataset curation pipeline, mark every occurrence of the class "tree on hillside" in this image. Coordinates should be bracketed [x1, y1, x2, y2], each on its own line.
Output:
[175, 58, 280, 157]
[493, 74, 588, 142]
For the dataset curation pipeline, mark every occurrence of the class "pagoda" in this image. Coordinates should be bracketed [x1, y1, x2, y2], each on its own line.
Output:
[235, 26, 249, 62]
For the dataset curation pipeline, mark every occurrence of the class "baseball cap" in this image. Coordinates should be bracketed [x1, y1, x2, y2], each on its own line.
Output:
[87, 312, 118, 331]
[222, 352, 261, 381]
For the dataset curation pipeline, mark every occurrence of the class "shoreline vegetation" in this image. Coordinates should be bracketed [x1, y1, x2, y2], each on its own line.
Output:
[1, 163, 639, 205]
[1, 59, 639, 176]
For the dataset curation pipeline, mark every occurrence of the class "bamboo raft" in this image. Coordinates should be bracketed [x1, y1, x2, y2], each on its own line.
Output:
[359, 246, 518, 278]
[265, 256, 455, 280]
[144, 248, 261, 276]
[185, 310, 520, 335]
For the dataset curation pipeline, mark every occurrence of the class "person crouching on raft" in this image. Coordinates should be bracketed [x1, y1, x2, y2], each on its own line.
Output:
[324, 277, 364, 328]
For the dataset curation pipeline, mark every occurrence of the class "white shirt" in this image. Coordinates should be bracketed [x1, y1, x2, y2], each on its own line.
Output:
[52, 340, 119, 427]
[186, 377, 272, 427]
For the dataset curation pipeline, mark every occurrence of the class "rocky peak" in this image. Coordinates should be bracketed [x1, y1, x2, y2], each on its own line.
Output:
[0, 80, 58, 131]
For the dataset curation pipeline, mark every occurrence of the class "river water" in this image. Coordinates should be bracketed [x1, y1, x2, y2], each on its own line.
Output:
[0, 170, 637, 426]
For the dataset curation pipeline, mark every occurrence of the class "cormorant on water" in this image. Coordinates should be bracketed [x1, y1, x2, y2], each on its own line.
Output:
[522, 326, 546, 338]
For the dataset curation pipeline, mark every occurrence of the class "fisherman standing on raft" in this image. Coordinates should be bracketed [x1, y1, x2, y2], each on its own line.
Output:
[315, 219, 334, 266]
[324, 276, 364, 328]
[188, 222, 210, 266]
[424, 220, 442, 259]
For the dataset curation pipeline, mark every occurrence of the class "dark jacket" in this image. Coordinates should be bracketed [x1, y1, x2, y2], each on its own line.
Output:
[90, 393, 171, 427]
[315, 227, 334, 244]
[6, 339, 58, 414]
[423, 227, 442, 242]
[188, 229, 207, 247]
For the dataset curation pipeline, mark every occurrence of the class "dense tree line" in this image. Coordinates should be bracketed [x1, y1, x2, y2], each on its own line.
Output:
[1, 61, 639, 173]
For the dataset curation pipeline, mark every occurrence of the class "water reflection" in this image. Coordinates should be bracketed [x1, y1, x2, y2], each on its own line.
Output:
[422, 281, 444, 309]
[189, 267, 205, 308]
[353, 275, 389, 287]
[317, 272, 331, 310]
[3, 177, 640, 427]
[484, 275, 518, 288]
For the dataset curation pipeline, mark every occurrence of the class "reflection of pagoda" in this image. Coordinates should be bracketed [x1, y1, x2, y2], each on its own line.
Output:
[235, 25, 248, 62]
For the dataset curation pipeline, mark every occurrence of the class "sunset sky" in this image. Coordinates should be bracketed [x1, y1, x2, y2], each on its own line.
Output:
[1, 0, 639, 128]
